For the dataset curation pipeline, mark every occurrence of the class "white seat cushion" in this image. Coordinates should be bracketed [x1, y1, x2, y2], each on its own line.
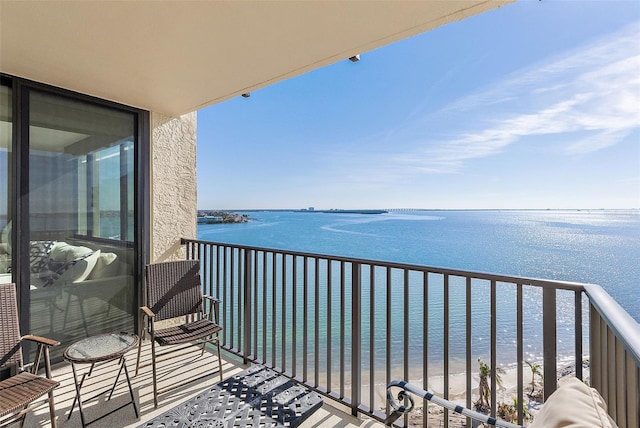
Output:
[54, 250, 101, 286]
[528, 377, 618, 428]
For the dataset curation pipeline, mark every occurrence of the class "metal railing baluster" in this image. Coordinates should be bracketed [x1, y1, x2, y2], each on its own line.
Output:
[385, 266, 391, 416]
[315, 258, 320, 387]
[292, 255, 297, 378]
[444, 274, 450, 428]
[466, 276, 472, 428]
[253, 250, 258, 360]
[272, 253, 277, 367]
[243, 249, 251, 364]
[369, 265, 375, 415]
[282, 254, 287, 373]
[352, 262, 361, 416]
[490, 279, 496, 418]
[517, 283, 523, 426]
[262, 251, 267, 363]
[575, 291, 583, 380]
[340, 260, 345, 399]
[303, 256, 309, 383]
[424, 272, 429, 428]
[222, 246, 228, 347]
[327, 260, 332, 394]
[542, 286, 557, 401]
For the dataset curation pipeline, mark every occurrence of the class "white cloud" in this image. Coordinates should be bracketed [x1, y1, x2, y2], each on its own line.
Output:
[567, 129, 632, 154]
[382, 23, 640, 173]
[440, 26, 640, 160]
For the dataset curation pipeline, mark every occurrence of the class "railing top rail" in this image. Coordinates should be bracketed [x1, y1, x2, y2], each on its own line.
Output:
[584, 283, 640, 364]
[182, 238, 586, 291]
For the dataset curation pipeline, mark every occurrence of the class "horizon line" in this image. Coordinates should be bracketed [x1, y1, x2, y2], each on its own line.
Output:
[197, 207, 640, 212]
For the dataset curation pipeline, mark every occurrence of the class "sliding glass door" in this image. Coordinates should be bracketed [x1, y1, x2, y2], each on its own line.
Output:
[27, 89, 137, 344]
[1, 74, 147, 358]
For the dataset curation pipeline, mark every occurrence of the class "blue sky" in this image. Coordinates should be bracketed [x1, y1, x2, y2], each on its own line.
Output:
[197, 0, 640, 210]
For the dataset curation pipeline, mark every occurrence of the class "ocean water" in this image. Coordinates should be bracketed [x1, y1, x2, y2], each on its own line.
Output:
[198, 209, 639, 317]
[197, 209, 640, 369]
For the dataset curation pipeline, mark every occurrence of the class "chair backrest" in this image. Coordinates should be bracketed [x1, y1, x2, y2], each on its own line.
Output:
[145, 260, 203, 322]
[0, 283, 23, 370]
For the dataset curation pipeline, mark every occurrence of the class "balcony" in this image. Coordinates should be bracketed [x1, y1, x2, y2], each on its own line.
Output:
[22, 238, 639, 427]
[23, 338, 370, 428]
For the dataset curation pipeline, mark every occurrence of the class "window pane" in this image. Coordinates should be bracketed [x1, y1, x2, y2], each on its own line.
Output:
[0, 84, 11, 284]
[28, 90, 136, 347]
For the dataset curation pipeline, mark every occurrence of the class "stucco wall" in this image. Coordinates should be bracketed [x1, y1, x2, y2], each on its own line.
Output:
[151, 112, 197, 262]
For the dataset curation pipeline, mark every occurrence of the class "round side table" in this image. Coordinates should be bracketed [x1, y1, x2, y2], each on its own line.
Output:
[64, 332, 139, 427]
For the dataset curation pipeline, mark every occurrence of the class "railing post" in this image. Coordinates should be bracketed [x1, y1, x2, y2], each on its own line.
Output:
[575, 291, 583, 380]
[543, 287, 557, 400]
[590, 303, 602, 395]
[243, 249, 252, 364]
[351, 262, 361, 417]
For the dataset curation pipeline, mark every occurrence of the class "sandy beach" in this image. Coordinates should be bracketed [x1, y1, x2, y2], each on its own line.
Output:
[336, 358, 588, 426]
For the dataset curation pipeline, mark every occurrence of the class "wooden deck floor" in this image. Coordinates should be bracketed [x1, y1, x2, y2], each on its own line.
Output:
[22, 340, 383, 428]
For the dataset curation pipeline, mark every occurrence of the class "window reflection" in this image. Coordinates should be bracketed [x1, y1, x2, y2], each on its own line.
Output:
[28, 90, 135, 349]
[0, 84, 11, 284]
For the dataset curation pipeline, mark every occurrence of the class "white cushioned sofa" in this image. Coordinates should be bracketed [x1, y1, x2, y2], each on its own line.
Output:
[30, 237, 134, 336]
[28, 239, 132, 288]
[0, 221, 134, 336]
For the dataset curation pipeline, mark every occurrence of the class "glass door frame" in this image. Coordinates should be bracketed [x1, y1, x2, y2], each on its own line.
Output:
[3, 74, 150, 348]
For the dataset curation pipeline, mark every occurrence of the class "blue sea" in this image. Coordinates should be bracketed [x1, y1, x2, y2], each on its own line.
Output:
[198, 209, 639, 318]
[197, 209, 640, 369]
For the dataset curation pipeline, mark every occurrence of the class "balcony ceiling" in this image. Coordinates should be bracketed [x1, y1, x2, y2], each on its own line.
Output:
[0, 1, 511, 117]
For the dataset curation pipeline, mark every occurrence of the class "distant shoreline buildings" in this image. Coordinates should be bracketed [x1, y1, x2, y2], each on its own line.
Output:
[197, 211, 249, 224]
[297, 208, 387, 214]
[197, 208, 388, 224]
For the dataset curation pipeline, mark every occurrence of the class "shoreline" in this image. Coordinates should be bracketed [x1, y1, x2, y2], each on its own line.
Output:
[309, 357, 587, 423]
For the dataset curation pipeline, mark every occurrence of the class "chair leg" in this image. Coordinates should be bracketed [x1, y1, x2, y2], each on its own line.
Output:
[63, 292, 72, 330]
[151, 339, 158, 408]
[76, 296, 89, 337]
[18, 408, 28, 428]
[135, 344, 141, 377]
[48, 390, 57, 428]
[135, 316, 145, 377]
[135, 335, 143, 377]
[216, 334, 223, 381]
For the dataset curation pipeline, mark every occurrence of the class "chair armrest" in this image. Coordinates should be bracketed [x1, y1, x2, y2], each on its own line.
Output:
[203, 295, 221, 304]
[140, 305, 155, 318]
[203, 295, 221, 323]
[21, 335, 59, 378]
[21, 334, 60, 347]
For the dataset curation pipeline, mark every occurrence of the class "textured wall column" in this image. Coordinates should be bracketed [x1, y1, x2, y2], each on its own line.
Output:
[150, 112, 197, 262]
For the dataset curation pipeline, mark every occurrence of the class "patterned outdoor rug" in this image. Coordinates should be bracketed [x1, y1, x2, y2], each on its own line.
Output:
[140, 365, 323, 427]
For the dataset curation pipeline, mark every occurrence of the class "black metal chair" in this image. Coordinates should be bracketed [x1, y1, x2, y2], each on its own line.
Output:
[134, 260, 223, 407]
[0, 283, 60, 428]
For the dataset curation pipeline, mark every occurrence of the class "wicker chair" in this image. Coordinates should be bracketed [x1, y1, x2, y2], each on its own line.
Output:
[0, 283, 60, 428]
[134, 260, 223, 407]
